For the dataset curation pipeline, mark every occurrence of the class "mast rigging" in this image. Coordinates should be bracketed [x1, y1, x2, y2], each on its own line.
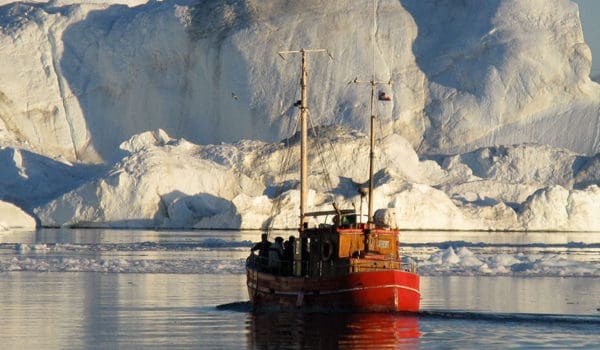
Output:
[278, 48, 333, 229]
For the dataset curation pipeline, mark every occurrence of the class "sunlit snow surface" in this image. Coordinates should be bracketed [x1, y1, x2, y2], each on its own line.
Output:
[1, 0, 599, 160]
[1, 230, 597, 277]
[1, 0, 600, 232]
[22, 129, 600, 232]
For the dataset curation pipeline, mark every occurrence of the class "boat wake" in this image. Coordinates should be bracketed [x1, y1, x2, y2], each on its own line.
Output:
[216, 301, 253, 312]
[215, 302, 600, 326]
[419, 310, 600, 325]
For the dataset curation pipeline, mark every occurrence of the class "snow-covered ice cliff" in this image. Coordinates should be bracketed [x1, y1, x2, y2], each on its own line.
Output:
[0, 0, 599, 231]
[31, 128, 600, 231]
[1, 0, 599, 162]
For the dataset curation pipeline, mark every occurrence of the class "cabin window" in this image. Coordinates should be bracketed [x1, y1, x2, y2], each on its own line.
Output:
[340, 214, 357, 226]
[378, 240, 390, 249]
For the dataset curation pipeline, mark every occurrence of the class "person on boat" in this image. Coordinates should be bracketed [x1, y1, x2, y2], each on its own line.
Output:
[268, 236, 284, 274]
[251, 233, 271, 268]
[283, 236, 295, 275]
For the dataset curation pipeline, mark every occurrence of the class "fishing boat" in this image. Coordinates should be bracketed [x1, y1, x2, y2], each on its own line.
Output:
[245, 47, 420, 312]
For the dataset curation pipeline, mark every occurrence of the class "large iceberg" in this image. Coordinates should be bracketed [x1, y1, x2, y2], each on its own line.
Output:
[32, 128, 600, 231]
[1, 0, 599, 162]
[0, 0, 599, 231]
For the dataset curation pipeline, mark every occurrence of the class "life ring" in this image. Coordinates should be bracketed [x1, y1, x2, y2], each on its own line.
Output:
[321, 240, 334, 261]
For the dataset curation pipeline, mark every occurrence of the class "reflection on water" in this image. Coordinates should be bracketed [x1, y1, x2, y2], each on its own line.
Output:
[0, 228, 598, 349]
[422, 276, 599, 315]
[248, 312, 420, 349]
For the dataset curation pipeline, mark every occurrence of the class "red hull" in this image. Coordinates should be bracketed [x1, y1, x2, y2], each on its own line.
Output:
[247, 266, 420, 312]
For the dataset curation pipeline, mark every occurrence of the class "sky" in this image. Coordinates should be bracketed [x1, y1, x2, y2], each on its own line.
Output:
[573, 0, 600, 80]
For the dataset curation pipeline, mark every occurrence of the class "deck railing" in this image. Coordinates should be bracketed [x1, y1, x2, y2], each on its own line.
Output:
[247, 253, 418, 276]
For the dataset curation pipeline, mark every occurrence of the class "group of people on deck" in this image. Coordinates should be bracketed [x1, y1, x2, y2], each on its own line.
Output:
[251, 233, 295, 275]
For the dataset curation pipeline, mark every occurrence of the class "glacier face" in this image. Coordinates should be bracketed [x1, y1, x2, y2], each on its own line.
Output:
[0, 0, 599, 231]
[0, 0, 599, 163]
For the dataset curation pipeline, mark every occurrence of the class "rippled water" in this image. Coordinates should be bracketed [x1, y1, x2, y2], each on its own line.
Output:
[0, 229, 598, 349]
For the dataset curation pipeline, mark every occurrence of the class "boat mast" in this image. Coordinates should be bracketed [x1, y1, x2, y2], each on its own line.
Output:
[353, 0, 390, 227]
[352, 78, 390, 226]
[367, 80, 377, 226]
[278, 48, 331, 230]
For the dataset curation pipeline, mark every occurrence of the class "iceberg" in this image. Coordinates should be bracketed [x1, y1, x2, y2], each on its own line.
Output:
[0, 0, 597, 231]
[32, 128, 600, 231]
[0, 0, 598, 162]
[0, 200, 36, 231]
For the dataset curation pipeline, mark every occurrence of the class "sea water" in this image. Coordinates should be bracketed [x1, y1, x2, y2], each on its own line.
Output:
[0, 229, 598, 349]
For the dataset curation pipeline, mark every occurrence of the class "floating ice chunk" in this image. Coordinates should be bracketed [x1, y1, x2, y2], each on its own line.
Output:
[0, 201, 36, 230]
